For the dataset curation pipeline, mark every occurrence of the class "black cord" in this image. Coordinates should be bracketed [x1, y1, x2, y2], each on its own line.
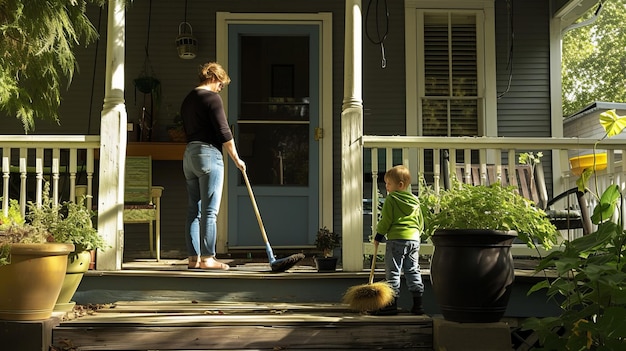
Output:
[145, 0, 152, 57]
[497, 0, 514, 99]
[365, 0, 389, 68]
[184, 0, 188, 23]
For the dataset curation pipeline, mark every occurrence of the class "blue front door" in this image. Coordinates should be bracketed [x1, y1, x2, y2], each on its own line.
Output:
[227, 24, 320, 248]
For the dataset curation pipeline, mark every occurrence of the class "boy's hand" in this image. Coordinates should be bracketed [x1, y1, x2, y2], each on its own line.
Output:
[374, 233, 386, 243]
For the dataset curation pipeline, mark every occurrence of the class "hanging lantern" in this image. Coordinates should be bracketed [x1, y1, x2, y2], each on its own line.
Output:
[176, 22, 197, 59]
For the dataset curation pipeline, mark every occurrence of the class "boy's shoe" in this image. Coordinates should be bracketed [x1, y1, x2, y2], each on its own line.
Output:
[371, 298, 398, 316]
[411, 295, 425, 315]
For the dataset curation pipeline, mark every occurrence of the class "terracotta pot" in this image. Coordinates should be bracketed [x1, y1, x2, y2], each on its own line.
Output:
[55, 250, 92, 312]
[430, 229, 517, 323]
[0, 243, 74, 320]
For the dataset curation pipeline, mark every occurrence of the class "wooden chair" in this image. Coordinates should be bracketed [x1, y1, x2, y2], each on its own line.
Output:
[123, 156, 164, 261]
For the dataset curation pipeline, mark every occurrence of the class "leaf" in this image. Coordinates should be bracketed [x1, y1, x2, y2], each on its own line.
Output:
[591, 185, 621, 224]
[599, 109, 626, 138]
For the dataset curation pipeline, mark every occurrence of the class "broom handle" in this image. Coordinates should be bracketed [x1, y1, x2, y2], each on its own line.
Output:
[368, 241, 379, 285]
[242, 170, 270, 245]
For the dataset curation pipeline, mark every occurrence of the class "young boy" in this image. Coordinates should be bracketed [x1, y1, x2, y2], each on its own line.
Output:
[373, 165, 425, 315]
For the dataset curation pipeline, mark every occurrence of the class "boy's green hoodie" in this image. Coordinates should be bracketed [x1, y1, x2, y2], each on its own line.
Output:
[376, 190, 423, 241]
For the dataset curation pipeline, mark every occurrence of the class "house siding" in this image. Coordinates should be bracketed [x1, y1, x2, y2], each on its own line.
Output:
[1, 0, 560, 257]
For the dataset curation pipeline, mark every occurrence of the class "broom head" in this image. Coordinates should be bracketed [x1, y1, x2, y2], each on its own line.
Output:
[343, 281, 395, 312]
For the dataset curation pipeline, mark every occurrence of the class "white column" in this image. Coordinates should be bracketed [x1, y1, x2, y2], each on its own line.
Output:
[97, 0, 127, 270]
[341, 0, 364, 272]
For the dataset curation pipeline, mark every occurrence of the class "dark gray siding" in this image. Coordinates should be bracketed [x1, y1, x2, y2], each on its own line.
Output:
[495, 0, 554, 195]
[362, 0, 407, 136]
[496, 0, 551, 138]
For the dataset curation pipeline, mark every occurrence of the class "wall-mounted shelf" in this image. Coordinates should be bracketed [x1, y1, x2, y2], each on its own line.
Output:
[95, 142, 186, 161]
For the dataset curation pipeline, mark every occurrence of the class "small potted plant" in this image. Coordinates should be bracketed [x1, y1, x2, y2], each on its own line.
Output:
[418, 178, 559, 323]
[314, 226, 341, 272]
[167, 112, 186, 142]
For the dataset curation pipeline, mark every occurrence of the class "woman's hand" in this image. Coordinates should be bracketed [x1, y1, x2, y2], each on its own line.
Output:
[234, 158, 246, 172]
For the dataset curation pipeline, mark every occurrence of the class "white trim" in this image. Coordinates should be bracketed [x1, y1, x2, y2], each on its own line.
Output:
[550, 12, 568, 196]
[405, 0, 494, 10]
[215, 12, 333, 252]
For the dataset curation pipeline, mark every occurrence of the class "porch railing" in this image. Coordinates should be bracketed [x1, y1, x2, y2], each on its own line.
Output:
[3, 134, 626, 260]
[362, 135, 626, 256]
[0, 135, 100, 217]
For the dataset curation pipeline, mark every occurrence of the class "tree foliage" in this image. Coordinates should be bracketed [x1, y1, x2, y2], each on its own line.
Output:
[562, 0, 626, 117]
[0, 0, 104, 133]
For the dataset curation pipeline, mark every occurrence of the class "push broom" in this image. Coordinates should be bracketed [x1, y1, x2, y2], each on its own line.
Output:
[242, 170, 305, 272]
[343, 240, 395, 312]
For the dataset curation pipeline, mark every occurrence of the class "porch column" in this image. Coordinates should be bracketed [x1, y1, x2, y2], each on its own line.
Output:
[97, 0, 127, 270]
[341, 0, 364, 272]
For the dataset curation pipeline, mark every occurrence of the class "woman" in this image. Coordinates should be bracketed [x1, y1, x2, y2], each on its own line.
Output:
[180, 62, 246, 270]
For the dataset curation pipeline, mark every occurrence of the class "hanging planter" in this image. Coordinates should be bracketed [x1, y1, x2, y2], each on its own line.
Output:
[176, 22, 198, 59]
[134, 75, 160, 95]
[132, 0, 160, 142]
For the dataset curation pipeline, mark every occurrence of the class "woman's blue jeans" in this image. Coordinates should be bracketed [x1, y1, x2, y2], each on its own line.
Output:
[183, 142, 224, 257]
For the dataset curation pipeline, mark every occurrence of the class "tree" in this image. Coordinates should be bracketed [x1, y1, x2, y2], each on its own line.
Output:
[562, 0, 626, 117]
[0, 0, 104, 133]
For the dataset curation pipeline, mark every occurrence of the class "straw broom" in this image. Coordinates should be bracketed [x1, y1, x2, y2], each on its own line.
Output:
[342, 241, 395, 312]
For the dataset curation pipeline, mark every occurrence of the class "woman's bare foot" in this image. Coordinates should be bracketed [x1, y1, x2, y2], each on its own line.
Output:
[198, 256, 230, 270]
[188, 256, 200, 269]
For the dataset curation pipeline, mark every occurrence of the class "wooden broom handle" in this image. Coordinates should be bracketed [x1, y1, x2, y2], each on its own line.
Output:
[242, 170, 270, 245]
[369, 241, 379, 284]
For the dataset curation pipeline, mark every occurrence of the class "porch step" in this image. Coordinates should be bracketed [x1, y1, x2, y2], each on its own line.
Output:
[52, 301, 434, 350]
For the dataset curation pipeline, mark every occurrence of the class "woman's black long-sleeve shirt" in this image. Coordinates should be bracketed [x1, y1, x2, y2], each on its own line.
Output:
[180, 88, 233, 151]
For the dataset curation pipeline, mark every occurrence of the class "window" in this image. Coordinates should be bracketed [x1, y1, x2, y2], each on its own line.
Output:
[422, 12, 479, 136]
[405, 1, 496, 137]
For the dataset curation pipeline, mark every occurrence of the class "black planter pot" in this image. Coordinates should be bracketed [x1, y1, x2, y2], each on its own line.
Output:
[430, 229, 517, 323]
[314, 257, 338, 272]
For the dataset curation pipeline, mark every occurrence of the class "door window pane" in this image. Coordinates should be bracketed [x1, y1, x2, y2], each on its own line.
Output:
[238, 35, 310, 185]
[239, 124, 309, 185]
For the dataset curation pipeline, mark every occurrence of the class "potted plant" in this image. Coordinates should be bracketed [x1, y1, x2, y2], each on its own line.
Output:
[28, 184, 107, 311]
[0, 183, 107, 318]
[521, 109, 626, 349]
[419, 178, 560, 323]
[167, 112, 186, 142]
[0, 199, 74, 321]
[314, 226, 341, 272]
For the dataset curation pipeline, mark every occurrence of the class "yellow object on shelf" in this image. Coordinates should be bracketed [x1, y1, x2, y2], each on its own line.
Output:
[569, 153, 608, 175]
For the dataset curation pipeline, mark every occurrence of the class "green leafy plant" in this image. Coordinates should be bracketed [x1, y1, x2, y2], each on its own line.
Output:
[315, 226, 341, 258]
[0, 199, 51, 265]
[522, 109, 626, 350]
[0, 182, 106, 266]
[419, 178, 559, 249]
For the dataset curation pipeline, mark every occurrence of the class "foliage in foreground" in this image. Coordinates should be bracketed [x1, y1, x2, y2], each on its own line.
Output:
[523, 110, 626, 350]
[0, 0, 104, 132]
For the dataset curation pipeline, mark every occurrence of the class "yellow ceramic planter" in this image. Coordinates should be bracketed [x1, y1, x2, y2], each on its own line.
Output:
[0, 243, 74, 320]
[569, 153, 607, 176]
[55, 250, 92, 312]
